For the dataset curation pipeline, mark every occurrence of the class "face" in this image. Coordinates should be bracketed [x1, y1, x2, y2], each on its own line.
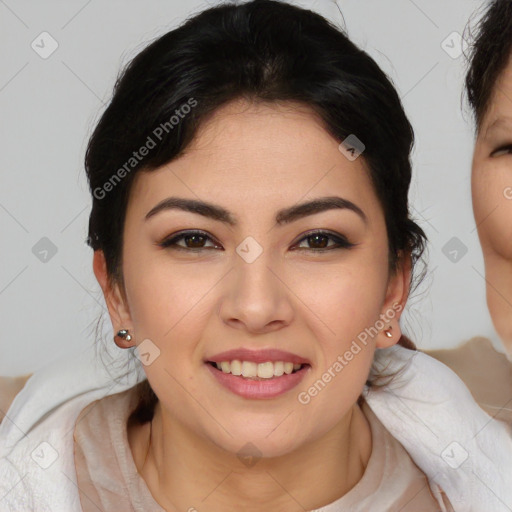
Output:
[95, 99, 408, 458]
[472, 54, 512, 354]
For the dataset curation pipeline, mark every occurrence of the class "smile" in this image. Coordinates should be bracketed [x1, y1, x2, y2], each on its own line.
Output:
[205, 361, 311, 399]
[209, 360, 304, 379]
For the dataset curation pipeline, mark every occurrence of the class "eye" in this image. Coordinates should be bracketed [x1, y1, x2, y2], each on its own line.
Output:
[491, 144, 512, 157]
[292, 230, 355, 252]
[157, 230, 221, 251]
[157, 229, 355, 253]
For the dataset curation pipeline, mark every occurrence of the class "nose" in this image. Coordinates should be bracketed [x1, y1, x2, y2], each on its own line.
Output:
[219, 250, 294, 334]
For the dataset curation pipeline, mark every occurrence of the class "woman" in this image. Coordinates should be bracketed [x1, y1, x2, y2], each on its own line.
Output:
[0, 1, 510, 511]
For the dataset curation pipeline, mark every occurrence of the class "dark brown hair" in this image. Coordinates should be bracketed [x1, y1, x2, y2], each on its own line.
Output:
[84, 0, 426, 425]
[465, 0, 512, 130]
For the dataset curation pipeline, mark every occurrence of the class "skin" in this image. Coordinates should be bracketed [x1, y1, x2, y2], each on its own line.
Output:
[93, 98, 411, 511]
[0, 374, 32, 424]
[472, 53, 512, 356]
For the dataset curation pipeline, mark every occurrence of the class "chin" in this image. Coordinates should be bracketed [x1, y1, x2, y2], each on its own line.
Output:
[209, 426, 305, 461]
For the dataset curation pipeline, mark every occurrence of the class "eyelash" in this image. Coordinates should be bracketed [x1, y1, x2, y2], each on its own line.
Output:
[157, 229, 355, 253]
[491, 144, 512, 157]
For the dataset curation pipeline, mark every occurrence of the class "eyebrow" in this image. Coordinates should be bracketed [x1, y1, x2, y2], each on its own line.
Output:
[144, 196, 367, 226]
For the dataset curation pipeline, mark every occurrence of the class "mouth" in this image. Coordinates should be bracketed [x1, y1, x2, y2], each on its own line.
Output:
[204, 360, 311, 399]
[206, 360, 311, 380]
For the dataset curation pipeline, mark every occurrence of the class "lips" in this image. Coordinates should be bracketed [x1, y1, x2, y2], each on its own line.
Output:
[205, 348, 311, 365]
[205, 359, 311, 399]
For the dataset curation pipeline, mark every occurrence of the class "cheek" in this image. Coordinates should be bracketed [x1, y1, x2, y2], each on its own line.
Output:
[318, 276, 385, 336]
[121, 255, 209, 409]
[293, 273, 379, 437]
[473, 162, 512, 259]
[124, 264, 182, 336]
[291, 252, 389, 349]
[122, 247, 214, 363]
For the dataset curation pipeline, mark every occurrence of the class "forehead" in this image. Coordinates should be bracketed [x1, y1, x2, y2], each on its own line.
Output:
[480, 54, 512, 136]
[128, 99, 381, 223]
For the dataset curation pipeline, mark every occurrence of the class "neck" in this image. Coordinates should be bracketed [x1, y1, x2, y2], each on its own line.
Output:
[129, 400, 372, 511]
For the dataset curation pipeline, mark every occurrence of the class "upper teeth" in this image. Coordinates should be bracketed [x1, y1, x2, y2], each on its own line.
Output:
[214, 360, 302, 378]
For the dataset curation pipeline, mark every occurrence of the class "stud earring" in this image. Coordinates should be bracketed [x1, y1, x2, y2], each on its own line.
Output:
[384, 326, 393, 338]
[114, 329, 132, 344]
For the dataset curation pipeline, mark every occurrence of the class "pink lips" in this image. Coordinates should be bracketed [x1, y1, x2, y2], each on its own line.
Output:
[204, 348, 312, 399]
[205, 362, 310, 399]
[206, 348, 311, 365]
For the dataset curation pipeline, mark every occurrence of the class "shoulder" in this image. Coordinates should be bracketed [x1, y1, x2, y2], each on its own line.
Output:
[0, 385, 140, 511]
[0, 391, 99, 511]
[364, 343, 512, 510]
[423, 336, 510, 366]
[422, 336, 512, 424]
[74, 384, 140, 436]
[0, 374, 32, 424]
[359, 401, 454, 511]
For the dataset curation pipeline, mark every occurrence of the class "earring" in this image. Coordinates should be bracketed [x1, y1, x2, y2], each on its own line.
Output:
[114, 329, 132, 344]
[384, 326, 393, 338]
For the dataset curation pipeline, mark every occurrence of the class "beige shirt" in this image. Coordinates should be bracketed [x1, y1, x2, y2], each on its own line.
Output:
[73, 386, 451, 511]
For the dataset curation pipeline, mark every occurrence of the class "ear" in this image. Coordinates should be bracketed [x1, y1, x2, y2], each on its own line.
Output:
[375, 251, 412, 349]
[93, 250, 134, 347]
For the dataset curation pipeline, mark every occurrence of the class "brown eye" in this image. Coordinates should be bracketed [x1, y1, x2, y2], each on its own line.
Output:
[305, 234, 330, 249]
[158, 230, 220, 251]
[157, 229, 355, 253]
[181, 233, 208, 248]
[293, 230, 355, 252]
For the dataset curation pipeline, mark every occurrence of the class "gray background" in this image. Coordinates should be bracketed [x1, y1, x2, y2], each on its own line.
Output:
[0, 0, 499, 376]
